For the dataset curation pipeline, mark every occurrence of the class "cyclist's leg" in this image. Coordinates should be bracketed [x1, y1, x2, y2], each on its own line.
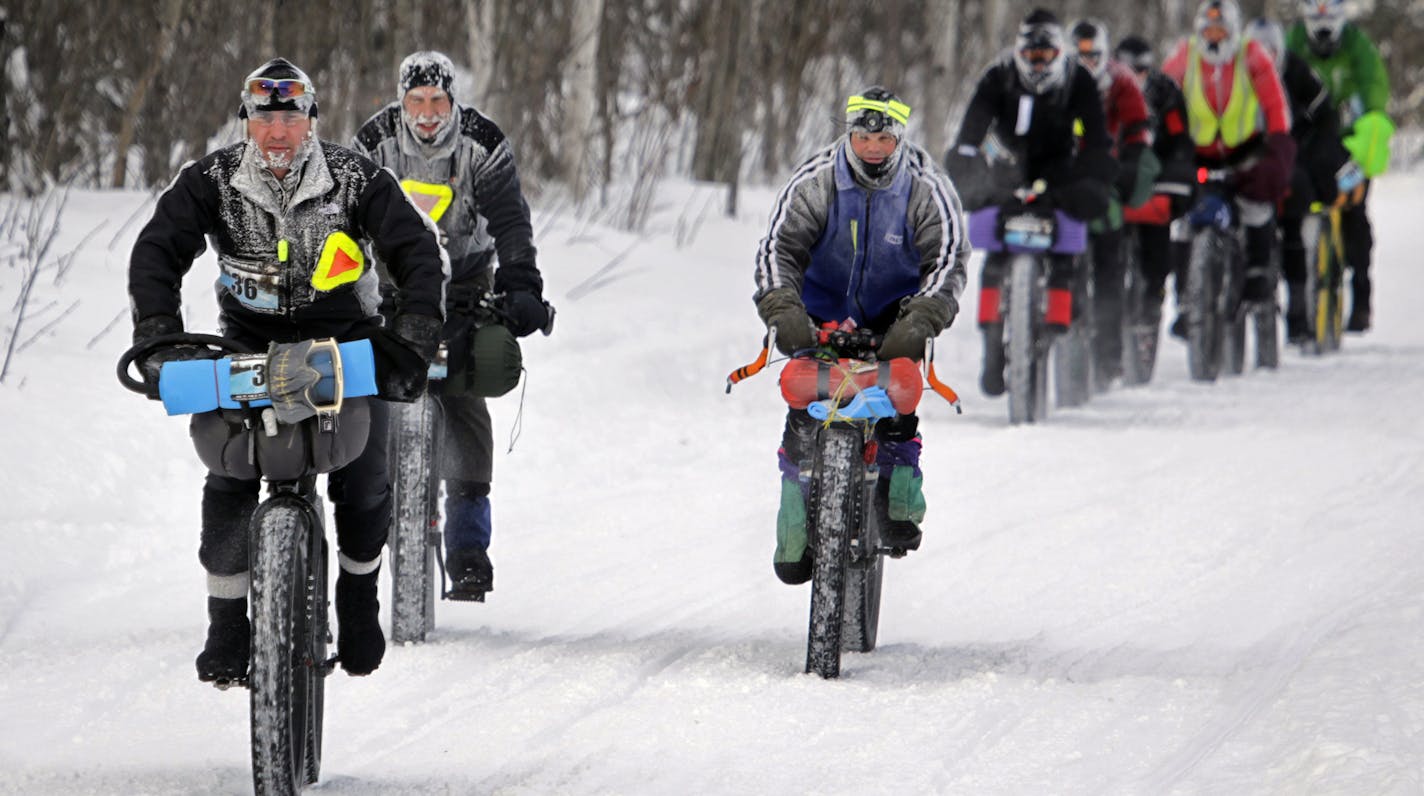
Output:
[197, 474, 260, 681]
[979, 252, 1010, 395]
[1238, 198, 1277, 304]
[873, 414, 924, 552]
[439, 392, 495, 593]
[1090, 225, 1125, 378]
[1137, 222, 1171, 324]
[1280, 167, 1314, 340]
[328, 400, 390, 675]
[774, 409, 818, 585]
[1343, 181, 1374, 331]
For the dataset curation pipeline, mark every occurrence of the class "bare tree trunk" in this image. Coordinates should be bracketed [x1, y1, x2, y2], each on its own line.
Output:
[984, 0, 1010, 55]
[111, 0, 185, 188]
[561, 0, 603, 203]
[691, 0, 748, 214]
[464, 0, 497, 105]
[919, 0, 960, 162]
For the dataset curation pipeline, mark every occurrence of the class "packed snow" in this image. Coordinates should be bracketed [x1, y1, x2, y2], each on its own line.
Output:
[1, 168, 1422, 794]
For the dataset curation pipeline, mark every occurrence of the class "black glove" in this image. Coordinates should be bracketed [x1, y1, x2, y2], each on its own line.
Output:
[132, 315, 215, 384]
[500, 291, 551, 338]
[364, 313, 442, 402]
[1049, 178, 1111, 222]
[755, 288, 816, 356]
[878, 296, 957, 361]
[1237, 132, 1297, 203]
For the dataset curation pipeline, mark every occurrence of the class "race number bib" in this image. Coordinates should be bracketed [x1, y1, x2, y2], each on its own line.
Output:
[219, 254, 283, 313]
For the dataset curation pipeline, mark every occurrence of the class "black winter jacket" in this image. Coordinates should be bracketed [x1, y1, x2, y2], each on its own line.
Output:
[1280, 50, 1351, 203]
[945, 56, 1117, 220]
[129, 140, 447, 345]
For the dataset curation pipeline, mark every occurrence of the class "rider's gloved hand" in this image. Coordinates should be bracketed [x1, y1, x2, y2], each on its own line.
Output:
[132, 315, 215, 385]
[756, 288, 816, 356]
[878, 296, 957, 361]
[500, 291, 551, 338]
[364, 313, 442, 402]
[1048, 178, 1110, 222]
[1237, 132, 1297, 203]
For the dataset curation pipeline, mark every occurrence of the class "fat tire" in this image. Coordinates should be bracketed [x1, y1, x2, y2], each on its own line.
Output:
[1186, 229, 1224, 382]
[806, 427, 858, 679]
[249, 498, 325, 795]
[388, 395, 440, 644]
[1006, 255, 1046, 425]
[1054, 253, 1093, 407]
[1120, 229, 1159, 385]
[840, 472, 883, 654]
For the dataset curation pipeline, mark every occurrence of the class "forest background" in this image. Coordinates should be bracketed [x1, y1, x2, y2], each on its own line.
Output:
[4, 0, 1421, 227]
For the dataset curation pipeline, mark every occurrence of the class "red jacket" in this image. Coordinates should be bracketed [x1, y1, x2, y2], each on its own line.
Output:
[1101, 60, 1152, 151]
[1162, 38, 1291, 161]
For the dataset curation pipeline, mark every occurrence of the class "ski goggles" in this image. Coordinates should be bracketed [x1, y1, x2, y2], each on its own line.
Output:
[1075, 42, 1104, 66]
[245, 78, 312, 100]
[1018, 46, 1060, 66]
[1117, 51, 1154, 73]
[846, 95, 911, 127]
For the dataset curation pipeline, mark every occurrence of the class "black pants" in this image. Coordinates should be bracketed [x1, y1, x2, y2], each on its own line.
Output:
[1343, 181, 1374, 306]
[1090, 226, 1124, 366]
[200, 400, 392, 576]
[1134, 223, 1174, 298]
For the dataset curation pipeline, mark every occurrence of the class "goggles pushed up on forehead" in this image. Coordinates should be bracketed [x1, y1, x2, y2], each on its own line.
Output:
[846, 95, 911, 131]
[246, 78, 311, 99]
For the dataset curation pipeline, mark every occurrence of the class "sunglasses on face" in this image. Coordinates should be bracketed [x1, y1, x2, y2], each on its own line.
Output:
[246, 78, 310, 99]
[1021, 46, 1059, 65]
[248, 110, 308, 128]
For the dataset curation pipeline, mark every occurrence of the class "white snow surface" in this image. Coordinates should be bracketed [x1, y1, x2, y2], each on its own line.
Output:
[2, 172, 1423, 795]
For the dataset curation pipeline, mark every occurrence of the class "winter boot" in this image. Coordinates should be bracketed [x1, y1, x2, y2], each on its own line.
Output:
[980, 323, 1006, 397]
[335, 563, 385, 676]
[1347, 281, 1371, 333]
[1285, 281, 1309, 343]
[196, 596, 250, 684]
[444, 485, 494, 599]
[875, 432, 925, 554]
[773, 454, 812, 585]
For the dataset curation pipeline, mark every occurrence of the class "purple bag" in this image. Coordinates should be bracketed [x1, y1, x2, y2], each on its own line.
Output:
[968, 207, 1088, 255]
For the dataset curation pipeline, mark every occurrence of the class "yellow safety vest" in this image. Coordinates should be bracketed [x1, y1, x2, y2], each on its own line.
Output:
[1184, 40, 1261, 148]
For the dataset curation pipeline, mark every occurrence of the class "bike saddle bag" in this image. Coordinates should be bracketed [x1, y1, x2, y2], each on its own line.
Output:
[189, 398, 372, 481]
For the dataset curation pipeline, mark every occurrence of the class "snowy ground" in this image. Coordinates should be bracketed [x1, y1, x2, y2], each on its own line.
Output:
[2, 169, 1422, 795]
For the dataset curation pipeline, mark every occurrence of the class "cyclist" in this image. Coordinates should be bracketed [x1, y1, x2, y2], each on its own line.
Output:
[1286, 0, 1392, 332]
[945, 8, 1116, 397]
[128, 58, 448, 681]
[754, 86, 967, 584]
[1162, 0, 1296, 319]
[1114, 34, 1197, 335]
[1245, 18, 1353, 343]
[1069, 18, 1156, 386]
[354, 51, 551, 600]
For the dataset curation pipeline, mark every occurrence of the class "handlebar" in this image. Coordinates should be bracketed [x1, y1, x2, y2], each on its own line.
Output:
[117, 333, 256, 398]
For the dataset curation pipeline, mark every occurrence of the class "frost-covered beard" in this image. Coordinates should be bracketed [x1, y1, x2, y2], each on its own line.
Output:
[402, 106, 454, 144]
[247, 134, 314, 175]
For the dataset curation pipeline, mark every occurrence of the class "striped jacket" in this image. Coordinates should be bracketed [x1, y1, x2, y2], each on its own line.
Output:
[755, 140, 968, 330]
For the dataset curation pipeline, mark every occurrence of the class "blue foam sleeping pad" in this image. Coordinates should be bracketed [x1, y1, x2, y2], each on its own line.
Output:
[158, 339, 378, 416]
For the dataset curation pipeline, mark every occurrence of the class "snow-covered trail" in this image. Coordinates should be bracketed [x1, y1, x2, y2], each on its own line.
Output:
[1, 174, 1422, 794]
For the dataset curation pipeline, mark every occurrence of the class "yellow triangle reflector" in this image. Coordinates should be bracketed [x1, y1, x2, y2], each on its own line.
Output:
[401, 179, 454, 222]
[312, 231, 365, 291]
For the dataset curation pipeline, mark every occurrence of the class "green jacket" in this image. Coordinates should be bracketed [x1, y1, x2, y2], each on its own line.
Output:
[1285, 23, 1389, 130]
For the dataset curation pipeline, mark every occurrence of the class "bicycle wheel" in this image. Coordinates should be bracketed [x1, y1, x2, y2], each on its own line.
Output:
[1254, 306, 1279, 369]
[388, 394, 440, 644]
[1120, 229, 1159, 386]
[1223, 236, 1247, 376]
[840, 473, 882, 654]
[1319, 209, 1345, 353]
[1185, 229, 1224, 382]
[250, 497, 325, 795]
[1299, 213, 1323, 355]
[1006, 255, 1045, 425]
[805, 426, 859, 679]
[1054, 253, 1093, 407]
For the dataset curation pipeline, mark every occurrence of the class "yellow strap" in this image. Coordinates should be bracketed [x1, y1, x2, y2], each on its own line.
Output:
[846, 96, 912, 124]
